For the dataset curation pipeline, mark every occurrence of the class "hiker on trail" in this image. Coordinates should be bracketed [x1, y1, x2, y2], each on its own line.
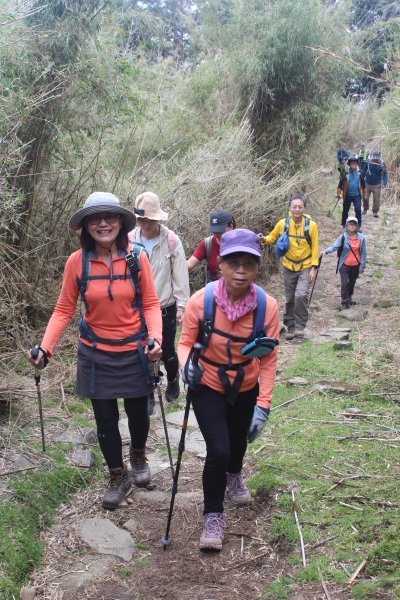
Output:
[358, 144, 368, 171]
[28, 192, 162, 510]
[336, 149, 350, 181]
[321, 215, 366, 311]
[186, 210, 235, 284]
[178, 228, 279, 551]
[362, 149, 388, 218]
[338, 155, 365, 229]
[260, 194, 319, 340]
[129, 191, 190, 406]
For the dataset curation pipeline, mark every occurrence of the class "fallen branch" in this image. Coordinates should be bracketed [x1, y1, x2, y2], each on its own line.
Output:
[338, 501, 363, 512]
[0, 465, 38, 477]
[348, 559, 367, 585]
[291, 489, 306, 567]
[271, 391, 311, 411]
[329, 435, 400, 443]
[59, 382, 72, 417]
[305, 535, 337, 549]
[317, 565, 332, 600]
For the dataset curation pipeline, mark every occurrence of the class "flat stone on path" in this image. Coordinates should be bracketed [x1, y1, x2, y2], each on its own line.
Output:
[146, 451, 172, 476]
[54, 555, 116, 599]
[313, 381, 361, 394]
[373, 299, 397, 308]
[339, 307, 368, 321]
[286, 377, 309, 386]
[333, 341, 353, 350]
[53, 426, 96, 445]
[165, 409, 199, 428]
[20, 587, 36, 600]
[155, 426, 206, 454]
[320, 330, 350, 341]
[69, 445, 94, 468]
[80, 518, 134, 562]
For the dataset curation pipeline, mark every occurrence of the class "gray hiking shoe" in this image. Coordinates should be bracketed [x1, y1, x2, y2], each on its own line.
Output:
[226, 472, 252, 505]
[199, 512, 225, 551]
[295, 326, 305, 339]
[102, 466, 131, 510]
[165, 376, 180, 402]
[130, 447, 151, 487]
[286, 327, 295, 340]
[339, 303, 349, 311]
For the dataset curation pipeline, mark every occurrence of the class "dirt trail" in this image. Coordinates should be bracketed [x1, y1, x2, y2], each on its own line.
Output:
[23, 201, 400, 600]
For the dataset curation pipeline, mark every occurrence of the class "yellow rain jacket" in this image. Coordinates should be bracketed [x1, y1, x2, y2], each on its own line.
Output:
[261, 214, 319, 272]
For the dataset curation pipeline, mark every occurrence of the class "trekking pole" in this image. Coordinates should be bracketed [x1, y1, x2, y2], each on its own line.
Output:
[161, 342, 203, 550]
[30, 346, 47, 452]
[328, 195, 341, 217]
[308, 255, 322, 308]
[147, 339, 175, 480]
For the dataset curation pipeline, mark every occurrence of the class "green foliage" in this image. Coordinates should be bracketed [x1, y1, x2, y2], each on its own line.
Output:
[0, 451, 99, 596]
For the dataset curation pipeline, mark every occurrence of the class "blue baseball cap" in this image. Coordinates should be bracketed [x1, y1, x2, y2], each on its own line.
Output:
[219, 228, 261, 258]
[209, 209, 233, 233]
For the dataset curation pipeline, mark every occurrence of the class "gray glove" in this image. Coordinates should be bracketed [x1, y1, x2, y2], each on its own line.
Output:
[182, 358, 204, 388]
[247, 406, 270, 443]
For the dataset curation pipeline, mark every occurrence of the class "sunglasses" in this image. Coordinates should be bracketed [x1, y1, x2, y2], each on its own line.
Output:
[86, 213, 121, 225]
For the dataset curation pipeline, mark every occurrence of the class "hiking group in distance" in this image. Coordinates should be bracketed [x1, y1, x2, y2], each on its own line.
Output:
[27, 145, 387, 551]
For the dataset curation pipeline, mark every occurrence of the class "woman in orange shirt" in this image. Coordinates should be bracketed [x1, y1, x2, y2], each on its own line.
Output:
[178, 229, 279, 551]
[28, 193, 162, 510]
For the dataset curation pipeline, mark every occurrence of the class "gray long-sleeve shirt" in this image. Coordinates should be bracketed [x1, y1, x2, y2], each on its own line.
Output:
[129, 224, 190, 310]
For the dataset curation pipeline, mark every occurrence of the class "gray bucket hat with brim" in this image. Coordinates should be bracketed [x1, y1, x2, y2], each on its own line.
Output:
[69, 192, 136, 231]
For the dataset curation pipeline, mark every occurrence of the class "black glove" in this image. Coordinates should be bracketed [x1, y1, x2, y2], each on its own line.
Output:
[182, 358, 204, 388]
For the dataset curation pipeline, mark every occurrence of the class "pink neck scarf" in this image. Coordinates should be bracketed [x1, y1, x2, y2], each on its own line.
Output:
[214, 277, 257, 322]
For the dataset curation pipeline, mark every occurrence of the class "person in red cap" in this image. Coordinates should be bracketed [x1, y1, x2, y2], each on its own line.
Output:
[178, 228, 279, 551]
[187, 209, 235, 284]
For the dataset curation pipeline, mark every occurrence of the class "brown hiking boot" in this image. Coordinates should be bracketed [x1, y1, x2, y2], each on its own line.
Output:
[130, 446, 151, 487]
[285, 326, 295, 340]
[102, 466, 131, 510]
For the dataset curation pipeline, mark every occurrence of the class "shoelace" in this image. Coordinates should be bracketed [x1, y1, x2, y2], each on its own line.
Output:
[229, 474, 246, 493]
[204, 514, 224, 536]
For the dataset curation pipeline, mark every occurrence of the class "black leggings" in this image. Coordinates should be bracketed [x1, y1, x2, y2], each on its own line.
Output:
[189, 384, 258, 514]
[91, 396, 149, 469]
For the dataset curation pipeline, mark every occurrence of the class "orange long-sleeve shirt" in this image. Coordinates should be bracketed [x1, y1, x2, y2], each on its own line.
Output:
[177, 287, 279, 409]
[41, 247, 162, 356]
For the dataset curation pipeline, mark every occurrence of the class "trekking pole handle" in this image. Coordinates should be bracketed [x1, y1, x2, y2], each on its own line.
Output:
[192, 342, 204, 367]
[30, 346, 48, 373]
[147, 338, 155, 351]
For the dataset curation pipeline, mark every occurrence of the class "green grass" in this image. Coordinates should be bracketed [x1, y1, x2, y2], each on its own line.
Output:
[0, 446, 102, 598]
[252, 341, 400, 599]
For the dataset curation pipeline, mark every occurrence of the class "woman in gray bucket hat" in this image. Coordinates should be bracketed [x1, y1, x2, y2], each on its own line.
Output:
[28, 192, 162, 510]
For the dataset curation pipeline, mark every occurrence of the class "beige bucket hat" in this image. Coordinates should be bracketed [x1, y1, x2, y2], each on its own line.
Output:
[134, 192, 168, 221]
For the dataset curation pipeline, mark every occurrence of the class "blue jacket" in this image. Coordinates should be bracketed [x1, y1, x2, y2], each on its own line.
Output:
[324, 232, 367, 270]
[363, 160, 388, 187]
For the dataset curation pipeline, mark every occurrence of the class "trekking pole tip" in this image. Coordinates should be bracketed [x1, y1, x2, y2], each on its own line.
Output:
[161, 536, 171, 549]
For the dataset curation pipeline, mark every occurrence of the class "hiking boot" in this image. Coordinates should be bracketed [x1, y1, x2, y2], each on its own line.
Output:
[285, 327, 295, 340]
[362, 210, 367, 216]
[130, 447, 151, 487]
[148, 392, 155, 416]
[339, 302, 349, 311]
[102, 466, 131, 510]
[373, 213, 379, 218]
[295, 326, 305, 339]
[348, 297, 356, 306]
[165, 376, 180, 402]
[199, 512, 225, 551]
[226, 472, 252, 505]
